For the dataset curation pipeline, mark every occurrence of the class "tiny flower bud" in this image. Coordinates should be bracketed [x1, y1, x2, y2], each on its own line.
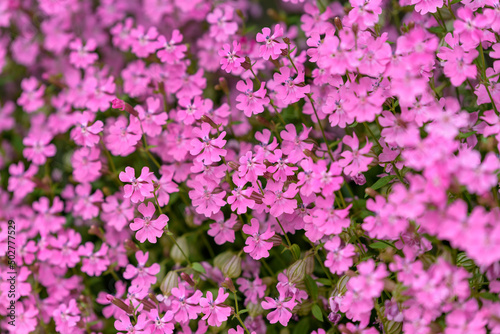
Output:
[111, 98, 138, 117]
[334, 17, 343, 31]
[303, 149, 318, 162]
[221, 254, 242, 279]
[268, 235, 283, 247]
[281, 49, 288, 56]
[236, 9, 244, 20]
[124, 239, 139, 252]
[106, 295, 133, 314]
[352, 23, 359, 36]
[255, 115, 272, 128]
[365, 187, 378, 198]
[180, 272, 196, 287]
[160, 271, 179, 296]
[222, 277, 236, 293]
[171, 236, 190, 264]
[287, 259, 308, 284]
[88, 225, 104, 239]
[214, 251, 234, 269]
[218, 77, 229, 95]
[139, 297, 156, 311]
[247, 302, 264, 317]
[242, 56, 252, 70]
[201, 115, 219, 129]
[227, 161, 240, 171]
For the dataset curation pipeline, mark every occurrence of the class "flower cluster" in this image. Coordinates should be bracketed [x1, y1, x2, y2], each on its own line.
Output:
[1, 0, 500, 334]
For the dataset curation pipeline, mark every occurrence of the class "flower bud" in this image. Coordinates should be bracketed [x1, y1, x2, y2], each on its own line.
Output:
[160, 271, 179, 296]
[334, 17, 343, 31]
[227, 161, 240, 171]
[287, 259, 308, 284]
[385, 320, 403, 334]
[139, 297, 156, 311]
[247, 302, 264, 317]
[352, 23, 359, 36]
[88, 225, 104, 239]
[106, 295, 133, 314]
[222, 277, 236, 293]
[221, 254, 242, 279]
[365, 187, 378, 198]
[171, 236, 189, 264]
[124, 239, 139, 252]
[111, 98, 138, 117]
[335, 274, 351, 295]
[281, 49, 289, 56]
[242, 57, 252, 70]
[268, 235, 283, 247]
[201, 115, 219, 129]
[180, 272, 195, 287]
[214, 251, 234, 270]
[255, 115, 272, 128]
[218, 77, 229, 95]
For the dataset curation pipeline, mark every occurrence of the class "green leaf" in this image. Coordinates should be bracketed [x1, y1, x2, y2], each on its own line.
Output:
[311, 304, 324, 322]
[458, 131, 476, 139]
[237, 309, 248, 315]
[293, 317, 310, 334]
[369, 241, 391, 249]
[479, 292, 499, 301]
[317, 278, 332, 286]
[191, 262, 206, 274]
[290, 244, 301, 259]
[370, 175, 396, 191]
[348, 121, 359, 128]
[305, 275, 319, 301]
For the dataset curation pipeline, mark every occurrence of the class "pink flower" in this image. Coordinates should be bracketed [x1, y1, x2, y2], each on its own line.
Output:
[69, 38, 98, 69]
[157, 29, 187, 64]
[273, 66, 311, 105]
[227, 176, 255, 214]
[242, 218, 275, 260]
[206, 6, 238, 42]
[53, 299, 81, 334]
[324, 236, 356, 274]
[236, 277, 267, 305]
[123, 251, 160, 289]
[235, 79, 270, 117]
[238, 151, 267, 183]
[144, 309, 174, 334]
[135, 97, 168, 137]
[280, 124, 314, 163]
[71, 146, 102, 183]
[261, 288, 298, 326]
[70, 111, 104, 147]
[437, 33, 478, 87]
[170, 285, 203, 323]
[208, 212, 237, 245]
[130, 25, 159, 58]
[339, 133, 373, 177]
[187, 176, 226, 217]
[199, 287, 232, 327]
[119, 166, 155, 203]
[78, 242, 110, 276]
[410, 0, 443, 14]
[17, 77, 45, 113]
[190, 123, 227, 164]
[131, 202, 169, 243]
[263, 181, 299, 217]
[256, 24, 287, 60]
[266, 149, 298, 182]
[219, 41, 245, 73]
[23, 131, 56, 165]
[115, 313, 147, 333]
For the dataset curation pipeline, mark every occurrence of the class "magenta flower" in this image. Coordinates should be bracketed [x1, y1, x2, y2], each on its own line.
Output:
[324, 236, 356, 274]
[123, 251, 160, 289]
[339, 133, 373, 177]
[243, 218, 275, 260]
[190, 123, 227, 164]
[53, 299, 81, 334]
[22, 131, 56, 165]
[17, 77, 45, 113]
[69, 38, 98, 69]
[235, 79, 270, 117]
[115, 313, 147, 333]
[130, 202, 169, 243]
[70, 111, 104, 147]
[256, 24, 287, 60]
[157, 29, 187, 64]
[280, 124, 314, 163]
[206, 6, 238, 42]
[170, 284, 203, 323]
[130, 25, 159, 58]
[208, 212, 237, 245]
[273, 66, 311, 105]
[199, 287, 232, 327]
[78, 242, 110, 276]
[187, 176, 226, 217]
[261, 288, 298, 326]
[119, 166, 155, 203]
[263, 181, 299, 217]
[219, 41, 245, 73]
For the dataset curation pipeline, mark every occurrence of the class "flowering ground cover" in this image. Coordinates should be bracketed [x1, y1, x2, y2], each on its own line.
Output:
[1, 0, 500, 333]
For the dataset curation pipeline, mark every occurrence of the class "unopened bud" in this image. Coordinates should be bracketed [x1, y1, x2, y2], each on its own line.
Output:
[335, 274, 351, 295]
[287, 259, 308, 284]
[214, 251, 234, 270]
[124, 239, 139, 252]
[407, 21, 415, 30]
[255, 115, 272, 128]
[171, 236, 189, 264]
[218, 77, 229, 95]
[148, 293, 159, 305]
[247, 302, 264, 317]
[352, 23, 359, 36]
[268, 235, 283, 247]
[106, 295, 133, 314]
[242, 56, 252, 70]
[228, 161, 240, 171]
[201, 115, 219, 129]
[180, 272, 196, 287]
[281, 49, 288, 56]
[111, 98, 138, 117]
[88, 225, 104, 239]
[364, 187, 378, 198]
[236, 9, 244, 20]
[283, 37, 290, 44]
[222, 277, 236, 293]
[385, 320, 403, 334]
[139, 297, 156, 311]
[221, 254, 242, 279]
[303, 149, 318, 161]
[160, 271, 179, 296]
[334, 17, 343, 31]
